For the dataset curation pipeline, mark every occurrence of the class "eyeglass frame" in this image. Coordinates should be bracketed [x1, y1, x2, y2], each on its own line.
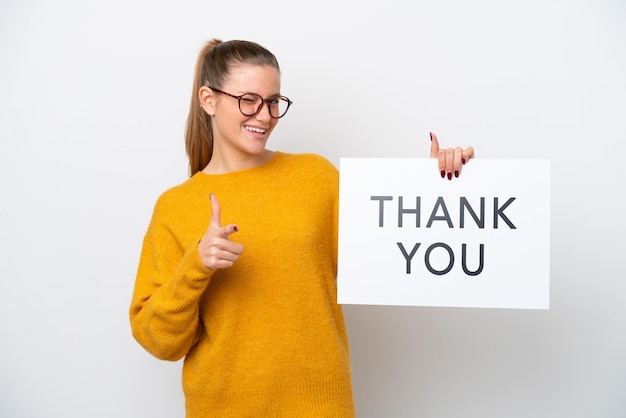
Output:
[208, 86, 293, 119]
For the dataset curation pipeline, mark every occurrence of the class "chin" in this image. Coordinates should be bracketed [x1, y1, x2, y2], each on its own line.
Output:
[245, 141, 270, 154]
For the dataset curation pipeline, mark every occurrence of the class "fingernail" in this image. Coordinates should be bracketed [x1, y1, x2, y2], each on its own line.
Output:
[462, 158, 466, 165]
[430, 132, 433, 141]
[233, 225, 239, 232]
[447, 172, 452, 180]
[455, 170, 459, 178]
[440, 170, 445, 178]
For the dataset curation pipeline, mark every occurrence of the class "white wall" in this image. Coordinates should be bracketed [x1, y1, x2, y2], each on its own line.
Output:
[1, 1, 624, 417]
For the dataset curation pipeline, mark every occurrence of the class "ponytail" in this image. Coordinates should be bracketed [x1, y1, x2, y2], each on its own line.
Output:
[185, 39, 221, 176]
[184, 39, 281, 176]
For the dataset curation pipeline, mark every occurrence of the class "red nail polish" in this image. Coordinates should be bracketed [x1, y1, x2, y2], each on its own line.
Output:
[447, 172, 452, 180]
[462, 158, 466, 165]
[455, 170, 459, 178]
[440, 170, 445, 178]
[430, 132, 434, 142]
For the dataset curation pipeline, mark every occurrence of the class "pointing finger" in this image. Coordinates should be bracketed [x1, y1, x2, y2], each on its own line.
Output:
[209, 193, 239, 239]
[209, 193, 222, 228]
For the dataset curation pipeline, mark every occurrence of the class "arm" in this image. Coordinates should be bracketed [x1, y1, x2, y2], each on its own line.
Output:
[129, 223, 214, 361]
[129, 193, 243, 361]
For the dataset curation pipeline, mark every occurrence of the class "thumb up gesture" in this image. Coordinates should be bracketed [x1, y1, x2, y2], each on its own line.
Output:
[198, 194, 244, 270]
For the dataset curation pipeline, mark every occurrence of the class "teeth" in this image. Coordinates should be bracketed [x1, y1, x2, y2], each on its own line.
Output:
[245, 126, 266, 134]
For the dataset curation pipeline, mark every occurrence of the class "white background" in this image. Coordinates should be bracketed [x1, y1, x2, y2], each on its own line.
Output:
[1, 1, 624, 417]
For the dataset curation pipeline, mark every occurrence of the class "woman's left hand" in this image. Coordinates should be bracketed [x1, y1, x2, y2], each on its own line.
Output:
[430, 132, 475, 180]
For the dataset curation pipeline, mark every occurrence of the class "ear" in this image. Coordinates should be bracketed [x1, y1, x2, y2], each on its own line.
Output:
[198, 86, 216, 116]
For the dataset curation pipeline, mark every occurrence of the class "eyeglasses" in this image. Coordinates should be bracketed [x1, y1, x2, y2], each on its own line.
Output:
[209, 87, 293, 119]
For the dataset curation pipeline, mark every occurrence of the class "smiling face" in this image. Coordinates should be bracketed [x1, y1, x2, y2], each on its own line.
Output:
[200, 64, 281, 171]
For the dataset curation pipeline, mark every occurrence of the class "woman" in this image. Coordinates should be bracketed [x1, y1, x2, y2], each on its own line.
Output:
[129, 39, 473, 417]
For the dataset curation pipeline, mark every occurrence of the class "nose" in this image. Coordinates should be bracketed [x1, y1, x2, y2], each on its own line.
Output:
[255, 101, 272, 122]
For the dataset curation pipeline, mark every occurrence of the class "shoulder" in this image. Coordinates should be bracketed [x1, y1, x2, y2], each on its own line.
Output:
[277, 152, 338, 177]
[151, 175, 206, 219]
[274, 153, 338, 200]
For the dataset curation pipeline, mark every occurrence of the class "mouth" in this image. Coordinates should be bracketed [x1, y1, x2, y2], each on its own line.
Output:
[245, 125, 267, 135]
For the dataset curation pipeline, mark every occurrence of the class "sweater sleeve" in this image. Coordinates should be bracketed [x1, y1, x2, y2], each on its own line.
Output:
[129, 199, 214, 361]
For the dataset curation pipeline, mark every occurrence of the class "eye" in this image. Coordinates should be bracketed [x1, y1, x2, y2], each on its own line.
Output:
[241, 95, 258, 104]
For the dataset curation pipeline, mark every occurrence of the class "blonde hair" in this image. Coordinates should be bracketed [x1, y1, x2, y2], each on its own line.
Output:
[184, 39, 281, 176]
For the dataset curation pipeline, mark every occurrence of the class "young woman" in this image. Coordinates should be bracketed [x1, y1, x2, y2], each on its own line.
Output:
[129, 39, 474, 418]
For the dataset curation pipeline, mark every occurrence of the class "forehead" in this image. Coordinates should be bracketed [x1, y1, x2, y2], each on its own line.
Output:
[224, 64, 281, 94]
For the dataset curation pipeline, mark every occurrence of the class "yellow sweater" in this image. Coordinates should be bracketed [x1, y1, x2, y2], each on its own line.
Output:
[130, 152, 355, 417]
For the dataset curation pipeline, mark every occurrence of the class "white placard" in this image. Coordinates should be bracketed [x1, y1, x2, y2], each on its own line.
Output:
[337, 158, 550, 309]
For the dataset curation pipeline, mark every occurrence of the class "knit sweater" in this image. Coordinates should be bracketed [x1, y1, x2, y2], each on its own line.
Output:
[129, 152, 355, 417]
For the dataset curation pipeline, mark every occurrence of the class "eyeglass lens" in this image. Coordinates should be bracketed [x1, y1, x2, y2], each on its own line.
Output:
[239, 93, 290, 118]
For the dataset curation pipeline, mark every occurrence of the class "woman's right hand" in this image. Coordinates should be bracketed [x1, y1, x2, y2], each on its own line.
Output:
[198, 194, 244, 270]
